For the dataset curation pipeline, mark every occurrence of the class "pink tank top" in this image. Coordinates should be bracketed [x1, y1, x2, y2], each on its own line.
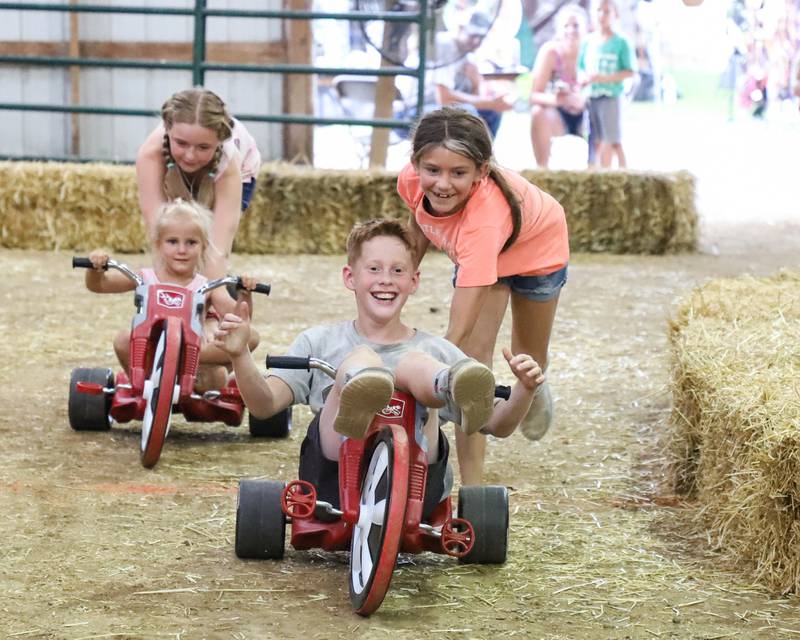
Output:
[215, 118, 261, 183]
[140, 268, 207, 291]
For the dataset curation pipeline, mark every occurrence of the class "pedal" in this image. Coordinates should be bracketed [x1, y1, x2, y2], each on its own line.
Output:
[281, 480, 317, 520]
[440, 517, 474, 558]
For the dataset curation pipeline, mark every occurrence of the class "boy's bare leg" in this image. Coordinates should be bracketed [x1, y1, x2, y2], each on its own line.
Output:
[396, 349, 494, 466]
[612, 143, 627, 168]
[318, 345, 393, 460]
[599, 142, 614, 168]
[195, 364, 229, 392]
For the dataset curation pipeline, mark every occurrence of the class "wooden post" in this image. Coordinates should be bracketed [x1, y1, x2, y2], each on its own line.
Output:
[69, 0, 80, 157]
[284, 0, 313, 163]
[368, 14, 399, 169]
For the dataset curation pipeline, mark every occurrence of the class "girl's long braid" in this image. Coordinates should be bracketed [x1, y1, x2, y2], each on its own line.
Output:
[161, 132, 191, 203]
[194, 144, 222, 208]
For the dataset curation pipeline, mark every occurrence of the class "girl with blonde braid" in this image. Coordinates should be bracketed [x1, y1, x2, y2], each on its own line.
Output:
[136, 88, 261, 280]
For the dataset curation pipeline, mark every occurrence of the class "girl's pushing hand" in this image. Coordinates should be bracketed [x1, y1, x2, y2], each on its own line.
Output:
[88, 250, 110, 271]
[502, 347, 545, 391]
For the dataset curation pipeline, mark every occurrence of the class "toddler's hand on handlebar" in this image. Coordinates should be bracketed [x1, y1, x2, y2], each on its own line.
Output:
[238, 274, 259, 292]
[213, 299, 252, 358]
[502, 347, 545, 391]
[88, 250, 110, 271]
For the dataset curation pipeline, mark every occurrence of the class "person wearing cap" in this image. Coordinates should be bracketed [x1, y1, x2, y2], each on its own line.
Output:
[396, 10, 514, 137]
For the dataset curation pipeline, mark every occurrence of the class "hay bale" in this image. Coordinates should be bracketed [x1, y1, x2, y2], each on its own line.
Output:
[0, 161, 145, 251]
[667, 270, 800, 593]
[0, 161, 697, 255]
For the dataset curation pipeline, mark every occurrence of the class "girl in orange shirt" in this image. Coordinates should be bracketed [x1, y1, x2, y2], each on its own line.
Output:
[397, 106, 569, 484]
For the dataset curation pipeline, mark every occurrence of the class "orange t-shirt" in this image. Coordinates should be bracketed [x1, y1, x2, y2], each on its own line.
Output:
[397, 163, 569, 287]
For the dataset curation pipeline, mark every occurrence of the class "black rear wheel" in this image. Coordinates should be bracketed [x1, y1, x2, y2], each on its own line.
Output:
[457, 485, 509, 564]
[68, 367, 114, 431]
[235, 479, 287, 560]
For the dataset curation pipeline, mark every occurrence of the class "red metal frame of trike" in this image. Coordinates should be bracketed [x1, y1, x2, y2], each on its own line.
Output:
[283, 390, 471, 557]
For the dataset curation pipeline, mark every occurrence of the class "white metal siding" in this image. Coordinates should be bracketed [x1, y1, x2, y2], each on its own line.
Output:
[1, 0, 284, 161]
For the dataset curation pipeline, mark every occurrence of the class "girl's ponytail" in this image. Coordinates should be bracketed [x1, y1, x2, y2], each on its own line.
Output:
[489, 165, 522, 252]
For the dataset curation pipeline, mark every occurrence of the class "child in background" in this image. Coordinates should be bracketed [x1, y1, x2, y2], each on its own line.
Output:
[397, 106, 569, 485]
[578, 0, 635, 169]
[84, 199, 258, 392]
[136, 88, 262, 280]
[214, 219, 544, 506]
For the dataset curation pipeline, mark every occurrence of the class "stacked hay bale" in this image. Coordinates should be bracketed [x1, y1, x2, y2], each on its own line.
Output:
[0, 161, 145, 251]
[668, 270, 800, 593]
[0, 161, 697, 254]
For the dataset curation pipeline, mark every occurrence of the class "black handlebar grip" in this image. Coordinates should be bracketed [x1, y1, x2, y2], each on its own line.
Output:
[235, 276, 271, 295]
[72, 257, 94, 269]
[494, 385, 512, 400]
[266, 355, 310, 370]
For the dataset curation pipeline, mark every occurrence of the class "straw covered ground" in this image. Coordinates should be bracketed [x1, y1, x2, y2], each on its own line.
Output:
[667, 270, 800, 594]
[0, 221, 798, 639]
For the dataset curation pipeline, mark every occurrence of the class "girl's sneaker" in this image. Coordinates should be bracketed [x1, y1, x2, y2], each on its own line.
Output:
[520, 382, 553, 441]
[333, 367, 395, 439]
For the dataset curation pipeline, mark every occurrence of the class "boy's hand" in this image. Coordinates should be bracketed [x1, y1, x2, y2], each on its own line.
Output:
[88, 250, 110, 271]
[502, 347, 545, 391]
[213, 299, 252, 358]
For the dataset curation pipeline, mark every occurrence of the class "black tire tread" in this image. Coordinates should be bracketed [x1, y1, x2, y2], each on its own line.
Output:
[457, 484, 509, 564]
[68, 367, 114, 431]
[235, 479, 286, 560]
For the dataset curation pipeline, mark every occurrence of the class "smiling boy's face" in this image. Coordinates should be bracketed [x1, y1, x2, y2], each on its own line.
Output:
[343, 235, 419, 324]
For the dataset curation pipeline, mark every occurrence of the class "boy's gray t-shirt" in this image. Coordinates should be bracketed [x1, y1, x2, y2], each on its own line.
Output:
[269, 320, 466, 418]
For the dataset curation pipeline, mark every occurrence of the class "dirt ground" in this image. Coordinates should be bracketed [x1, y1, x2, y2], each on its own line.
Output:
[1, 219, 799, 640]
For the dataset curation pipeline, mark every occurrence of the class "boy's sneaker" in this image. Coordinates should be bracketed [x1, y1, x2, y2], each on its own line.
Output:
[520, 382, 553, 441]
[333, 367, 395, 440]
[448, 358, 495, 436]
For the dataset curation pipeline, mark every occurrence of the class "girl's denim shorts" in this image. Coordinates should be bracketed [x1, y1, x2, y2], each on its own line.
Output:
[241, 177, 257, 212]
[453, 264, 568, 302]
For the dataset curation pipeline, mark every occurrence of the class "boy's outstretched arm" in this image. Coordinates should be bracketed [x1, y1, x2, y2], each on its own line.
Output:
[84, 250, 137, 294]
[482, 347, 545, 438]
[213, 300, 292, 419]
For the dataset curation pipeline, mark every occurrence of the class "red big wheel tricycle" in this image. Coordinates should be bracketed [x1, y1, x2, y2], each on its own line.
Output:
[234, 356, 510, 616]
[69, 257, 287, 468]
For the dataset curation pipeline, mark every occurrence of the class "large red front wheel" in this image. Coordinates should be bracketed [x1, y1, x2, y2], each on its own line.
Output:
[140, 321, 181, 468]
[349, 425, 409, 616]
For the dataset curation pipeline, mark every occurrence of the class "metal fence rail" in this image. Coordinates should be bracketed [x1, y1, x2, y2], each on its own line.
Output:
[0, 0, 429, 161]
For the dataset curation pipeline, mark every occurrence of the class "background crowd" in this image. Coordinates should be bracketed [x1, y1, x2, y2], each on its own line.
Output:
[314, 0, 800, 171]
